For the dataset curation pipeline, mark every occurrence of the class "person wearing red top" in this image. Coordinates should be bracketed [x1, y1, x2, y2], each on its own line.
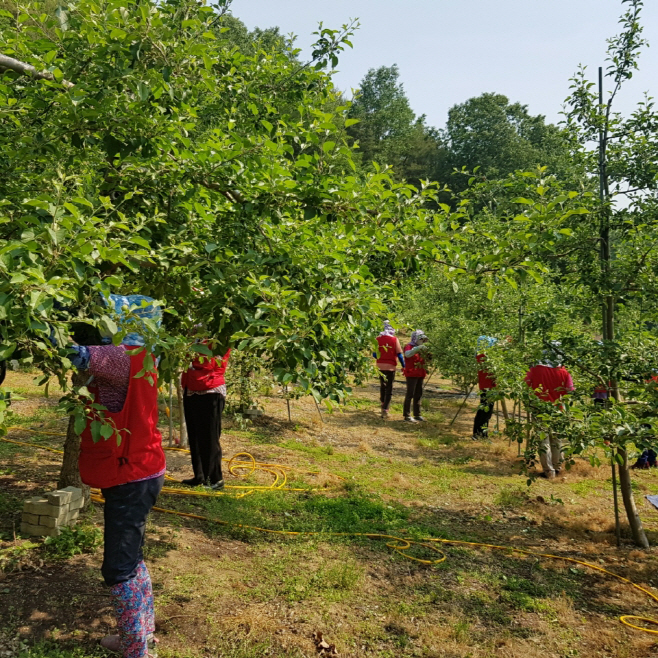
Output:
[473, 336, 498, 440]
[374, 321, 405, 419]
[70, 294, 165, 658]
[402, 330, 429, 422]
[525, 350, 574, 478]
[181, 344, 231, 489]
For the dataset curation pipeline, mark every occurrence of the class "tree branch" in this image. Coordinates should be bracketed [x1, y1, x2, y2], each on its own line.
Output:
[0, 53, 74, 89]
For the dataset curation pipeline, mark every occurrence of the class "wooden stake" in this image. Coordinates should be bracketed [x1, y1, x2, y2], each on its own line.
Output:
[285, 385, 292, 422]
[501, 398, 509, 421]
[449, 383, 476, 427]
[313, 396, 324, 423]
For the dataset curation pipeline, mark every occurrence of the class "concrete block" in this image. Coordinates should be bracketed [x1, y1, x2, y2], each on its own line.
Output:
[39, 514, 67, 528]
[61, 486, 82, 501]
[24, 496, 47, 510]
[20, 522, 60, 537]
[47, 490, 72, 506]
[22, 512, 40, 525]
[24, 498, 63, 516]
[68, 496, 84, 511]
[67, 509, 79, 524]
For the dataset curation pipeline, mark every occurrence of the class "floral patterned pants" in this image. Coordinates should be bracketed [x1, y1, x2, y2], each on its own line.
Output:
[109, 561, 155, 658]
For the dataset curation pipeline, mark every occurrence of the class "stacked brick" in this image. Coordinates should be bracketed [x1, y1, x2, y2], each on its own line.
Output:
[20, 486, 84, 537]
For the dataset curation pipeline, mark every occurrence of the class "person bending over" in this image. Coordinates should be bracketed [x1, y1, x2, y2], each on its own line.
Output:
[525, 348, 574, 479]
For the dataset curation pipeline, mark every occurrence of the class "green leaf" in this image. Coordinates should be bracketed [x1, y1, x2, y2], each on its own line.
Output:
[100, 424, 114, 439]
[74, 413, 87, 436]
[99, 316, 118, 336]
[90, 420, 102, 443]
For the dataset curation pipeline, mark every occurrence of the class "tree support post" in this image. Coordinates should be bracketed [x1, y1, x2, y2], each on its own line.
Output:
[449, 383, 476, 427]
[313, 396, 323, 424]
[168, 382, 174, 447]
[611, 449, 621, 547]
[176, 377, 188, 448]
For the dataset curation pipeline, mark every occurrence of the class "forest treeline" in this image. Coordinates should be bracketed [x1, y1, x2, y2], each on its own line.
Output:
[225, 12, 576, 193]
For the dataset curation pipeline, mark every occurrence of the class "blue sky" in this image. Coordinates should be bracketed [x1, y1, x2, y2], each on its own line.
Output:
[232, 0, 658, 129]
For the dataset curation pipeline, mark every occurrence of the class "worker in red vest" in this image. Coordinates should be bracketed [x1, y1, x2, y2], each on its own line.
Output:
[473, 336, 498, 440]
[374, 320, 405, 419]
[525, 345, 574, 478]
[71, 294, 165, 658]
[403, 330, 429, 422]
[181, 343, 231, 489]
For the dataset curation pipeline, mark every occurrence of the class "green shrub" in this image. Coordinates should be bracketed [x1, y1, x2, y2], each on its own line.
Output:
[43, 525, 102, 559]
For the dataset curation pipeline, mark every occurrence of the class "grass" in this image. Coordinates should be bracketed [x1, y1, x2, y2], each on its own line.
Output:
[494, 486, 529, 508]
[2, 371, 658, 657]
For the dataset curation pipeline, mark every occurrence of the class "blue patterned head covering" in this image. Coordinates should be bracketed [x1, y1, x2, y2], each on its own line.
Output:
[101, 294, 162, 346]
[476, 335, 497, 355]
[539, 340, 563, 368]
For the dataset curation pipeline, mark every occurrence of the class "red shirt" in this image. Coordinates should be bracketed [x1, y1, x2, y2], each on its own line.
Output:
[525, 365, 574, 402]
[476, 353, 496, 390]
[403, 343, 427, 378]
[182, 348, 231, 391]
[79, 348, 166, 489]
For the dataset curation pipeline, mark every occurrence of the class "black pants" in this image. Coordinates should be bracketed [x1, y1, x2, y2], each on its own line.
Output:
[403, 377, 423, 418]
[184, 392, 225, 484]
[473, 391, 494, 438]
[379, 370, 395, 410]
[101, 475, 164, 586]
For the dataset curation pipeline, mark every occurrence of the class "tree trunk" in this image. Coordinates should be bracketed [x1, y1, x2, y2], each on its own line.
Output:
[617, 448, 649, 548]
[58, 373, 90, 506]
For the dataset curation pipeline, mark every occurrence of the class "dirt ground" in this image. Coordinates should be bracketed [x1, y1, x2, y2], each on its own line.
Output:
[3, 370, 658, 657]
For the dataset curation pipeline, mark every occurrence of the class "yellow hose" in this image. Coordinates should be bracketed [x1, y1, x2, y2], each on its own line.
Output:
[5, 431, 658, 634]
[1, 432, 334, 497]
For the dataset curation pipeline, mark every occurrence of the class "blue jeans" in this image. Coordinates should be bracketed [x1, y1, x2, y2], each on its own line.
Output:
[101, 475, 164, 586]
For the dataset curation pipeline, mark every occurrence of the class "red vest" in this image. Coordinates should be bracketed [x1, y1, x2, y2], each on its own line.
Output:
[79, 348, 165, 489]
[181, 348, 231, 391]
[525, 365, 574, 403]
[376, 335, 398, 368]
[477, 353, 496, 390]
[403, 343, 427, 378]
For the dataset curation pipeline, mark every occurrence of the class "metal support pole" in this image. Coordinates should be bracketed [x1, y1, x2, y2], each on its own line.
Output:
[168, 381, 174, 447]
[612, 449, 621, 547]
[285, 385, 292, 422]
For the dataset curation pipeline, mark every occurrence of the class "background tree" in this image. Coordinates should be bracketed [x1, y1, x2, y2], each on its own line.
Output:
[437, 93, 575, 193]
[346, 64, 445, 183]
